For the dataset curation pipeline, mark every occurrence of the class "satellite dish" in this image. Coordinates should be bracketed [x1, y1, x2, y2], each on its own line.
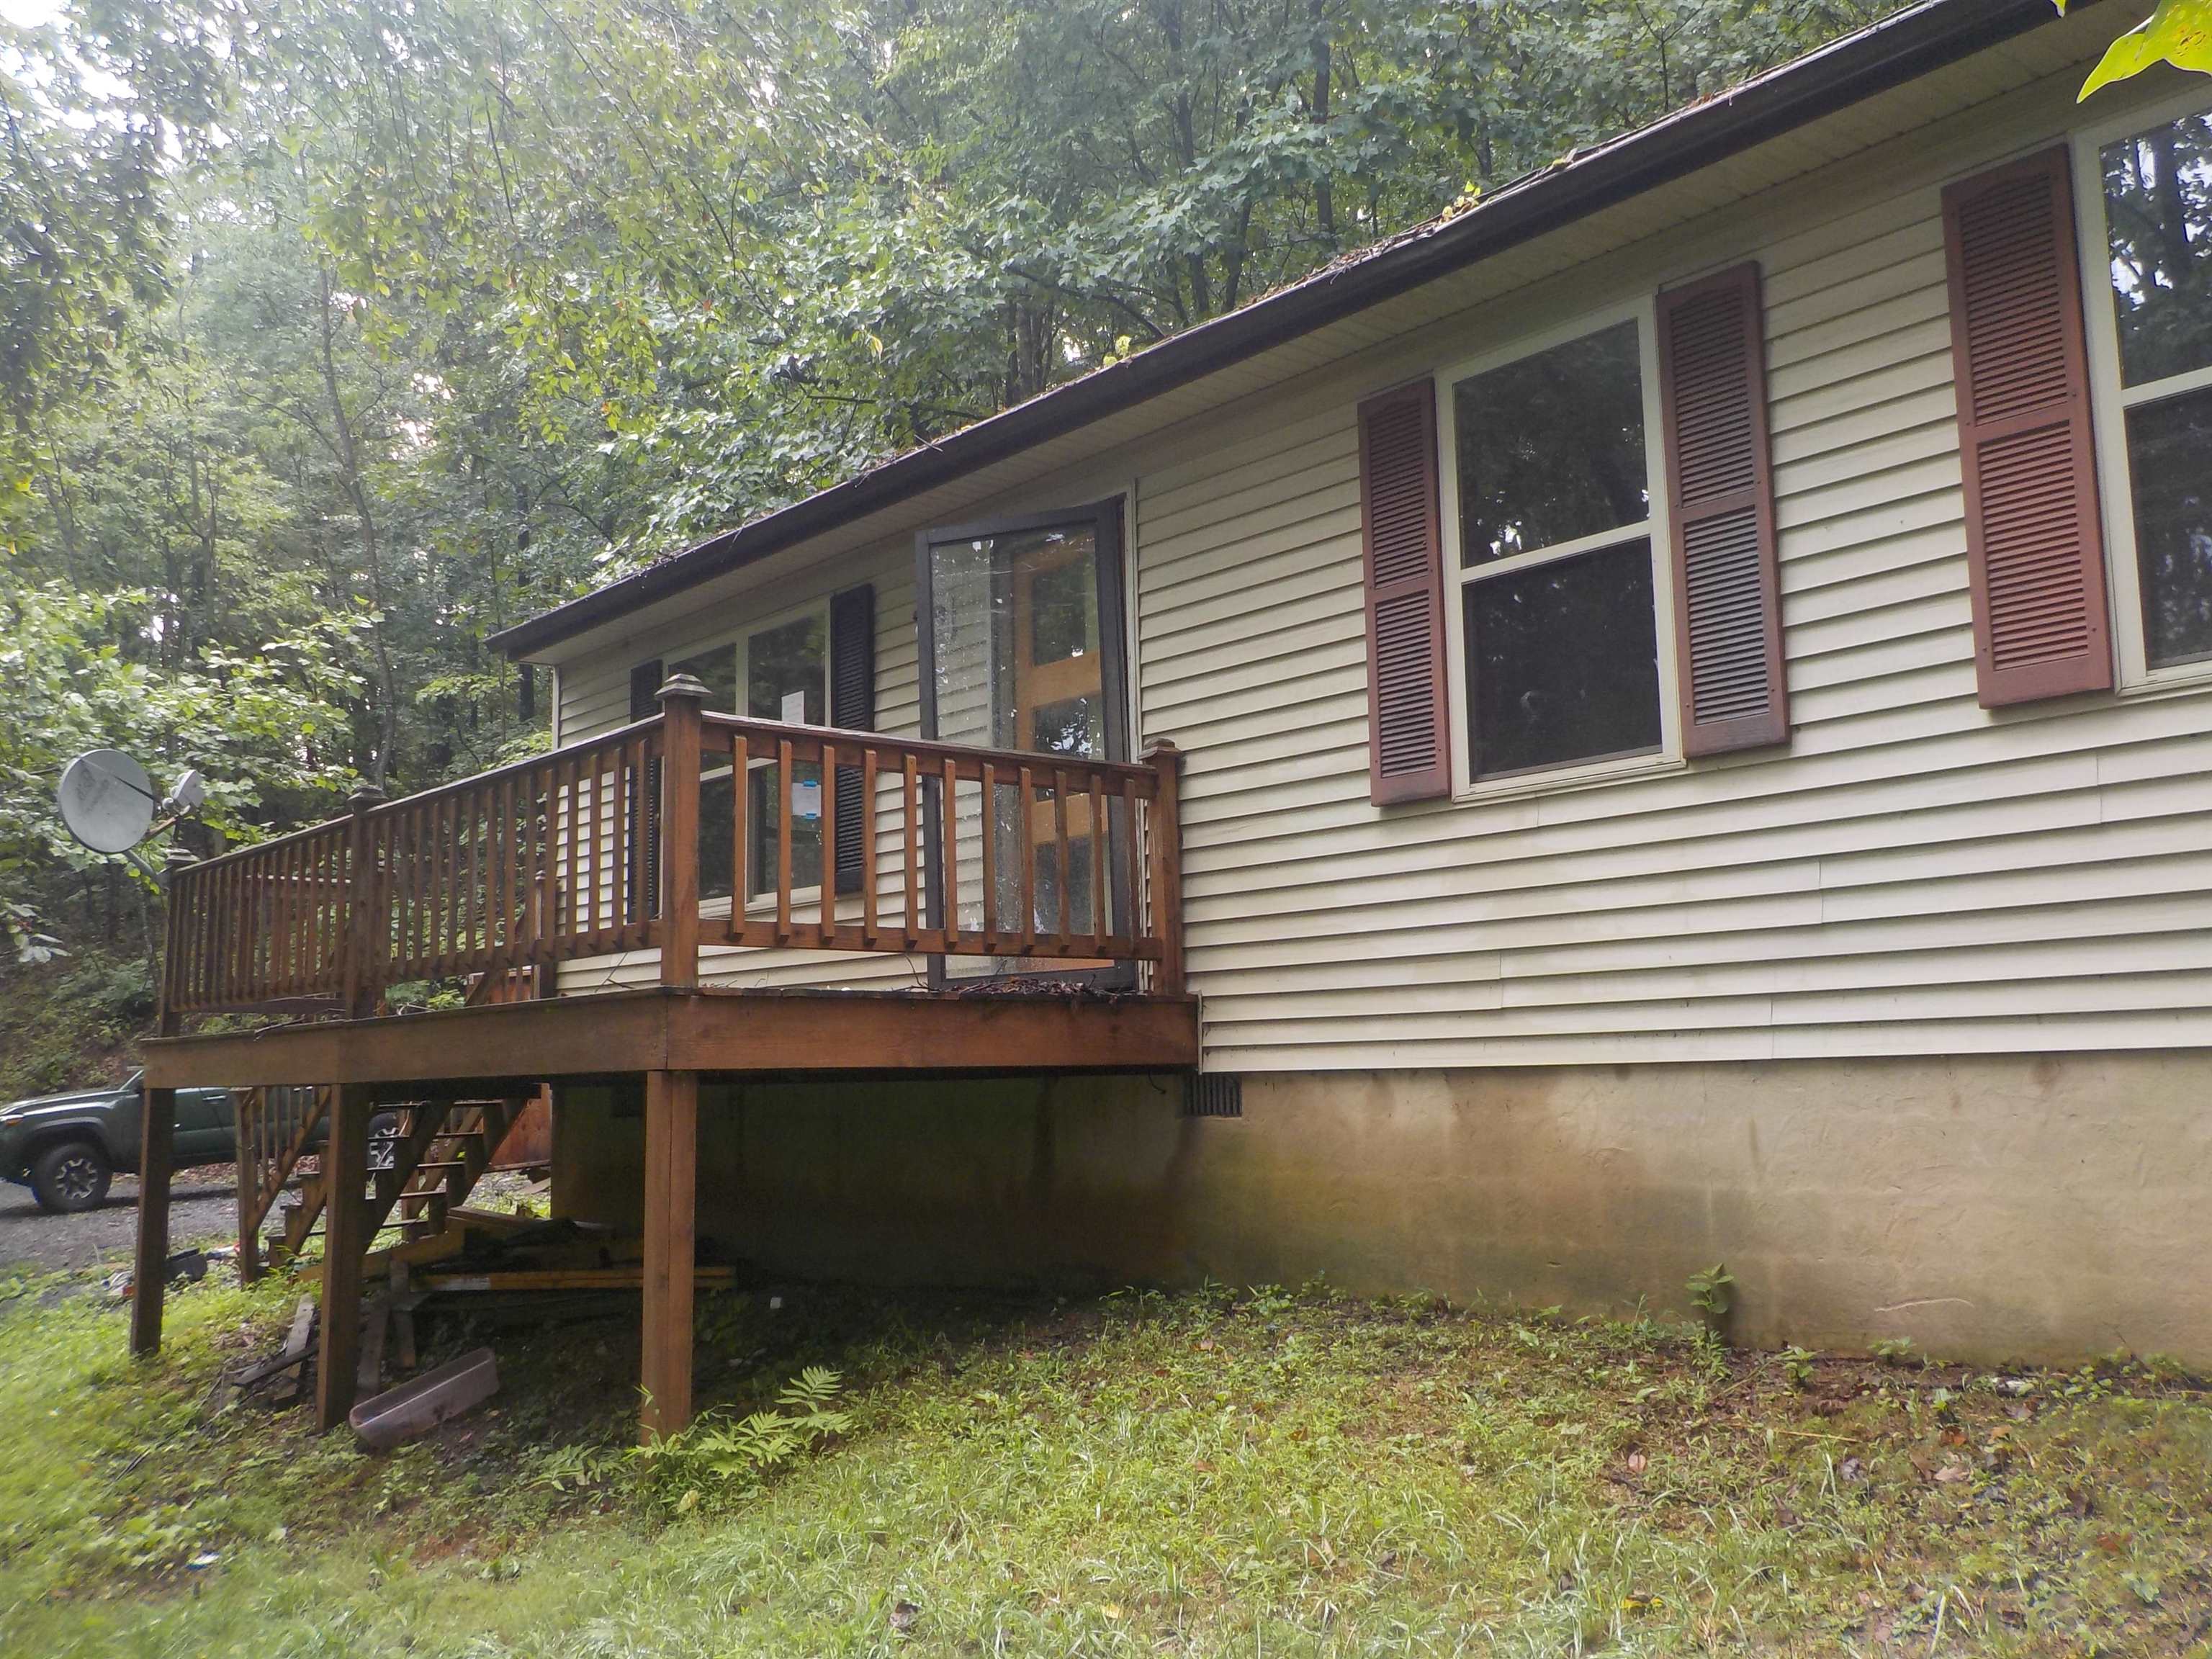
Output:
[57, 750, 158, 855]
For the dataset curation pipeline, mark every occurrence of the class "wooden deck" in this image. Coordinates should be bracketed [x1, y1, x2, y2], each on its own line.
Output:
[132, 676, 1195, 1442]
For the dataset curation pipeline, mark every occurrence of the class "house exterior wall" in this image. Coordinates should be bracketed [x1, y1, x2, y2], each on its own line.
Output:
[558, 58, 2212, 1073]
[536, 43, 2212, 1365]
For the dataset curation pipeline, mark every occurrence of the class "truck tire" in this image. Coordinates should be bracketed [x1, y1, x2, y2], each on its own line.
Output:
[30, 1139, 112, 1213]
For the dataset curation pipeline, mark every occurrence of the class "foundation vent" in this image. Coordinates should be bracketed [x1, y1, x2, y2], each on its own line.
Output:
[1182, 1074, 1244, 1119]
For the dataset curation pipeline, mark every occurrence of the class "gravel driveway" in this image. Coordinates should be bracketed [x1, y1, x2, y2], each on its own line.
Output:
[0, 1169, 241, 1276]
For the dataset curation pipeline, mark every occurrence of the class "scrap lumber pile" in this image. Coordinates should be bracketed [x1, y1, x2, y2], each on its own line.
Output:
[387, 1208, 737, 1298]
[219, 1210, 732, 1419]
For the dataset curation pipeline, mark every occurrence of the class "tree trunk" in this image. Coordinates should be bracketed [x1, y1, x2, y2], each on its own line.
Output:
[313, 259, 401, 789]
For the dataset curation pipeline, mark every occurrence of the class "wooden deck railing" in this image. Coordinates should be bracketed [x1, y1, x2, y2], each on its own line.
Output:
[160, 677, 1183, 1020]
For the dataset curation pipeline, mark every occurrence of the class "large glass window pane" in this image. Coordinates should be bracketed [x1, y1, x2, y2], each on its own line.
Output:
[671, 644, 737, 713]
[2126, 385, 2212, 667]
[929, 526, 1102, 752]
[928, 521, 1122, 971]
[1463, 539, 1662, 777]
[2103, 112, 2212, 387]
[1453, 320, 1648, 565]
[747, 615, 824, 724]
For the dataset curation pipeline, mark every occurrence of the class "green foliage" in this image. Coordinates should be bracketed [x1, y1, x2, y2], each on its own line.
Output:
[0, 0, 235, 462]
[1872, 1335, 1920, 1366]
[4, 0, 1881, 982]
[1686, 1262, 1735, 1319]
[0, 555, 360, 937]
[1780, 1343, 1817, 1388]
[633, 1366, 851, 1511]
[2062, 0, 2212, 101]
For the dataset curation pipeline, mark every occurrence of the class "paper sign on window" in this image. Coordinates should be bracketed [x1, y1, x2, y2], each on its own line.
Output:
[780, 690, 806, 724]
[791, 778, 822, 820]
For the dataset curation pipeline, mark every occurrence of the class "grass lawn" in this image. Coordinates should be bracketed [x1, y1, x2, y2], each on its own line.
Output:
[1, 1262, 2208, 1657]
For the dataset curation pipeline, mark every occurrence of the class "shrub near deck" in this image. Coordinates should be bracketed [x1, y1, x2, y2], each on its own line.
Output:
[1, 1271, 2208, 1655]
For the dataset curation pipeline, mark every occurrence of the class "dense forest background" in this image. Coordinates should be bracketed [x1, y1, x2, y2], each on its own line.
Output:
[1, 0, 1884, 1005]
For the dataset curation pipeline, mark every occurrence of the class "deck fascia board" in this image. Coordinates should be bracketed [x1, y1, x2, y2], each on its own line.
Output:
[140, 989, 1201, 1089]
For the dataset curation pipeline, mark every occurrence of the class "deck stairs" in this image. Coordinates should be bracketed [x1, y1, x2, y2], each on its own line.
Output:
[273, 1097, 526, 1258]
[234, 968, 544, 1273]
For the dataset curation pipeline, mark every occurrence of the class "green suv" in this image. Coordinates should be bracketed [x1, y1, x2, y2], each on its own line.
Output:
[0, 1073, 237, 1213]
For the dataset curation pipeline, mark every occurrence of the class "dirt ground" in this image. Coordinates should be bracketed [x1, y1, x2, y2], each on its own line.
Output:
[0, 1166, 240, 1276]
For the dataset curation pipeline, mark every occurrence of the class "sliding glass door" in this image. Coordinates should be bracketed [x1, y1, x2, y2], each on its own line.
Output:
[918, 500, 1131, 983]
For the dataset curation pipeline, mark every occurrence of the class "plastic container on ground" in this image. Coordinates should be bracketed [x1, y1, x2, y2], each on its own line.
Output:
[347, 1346, 499, 1449]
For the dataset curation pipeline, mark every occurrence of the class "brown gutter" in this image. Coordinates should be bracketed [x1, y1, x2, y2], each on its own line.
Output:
[493, 0, 2074, 662]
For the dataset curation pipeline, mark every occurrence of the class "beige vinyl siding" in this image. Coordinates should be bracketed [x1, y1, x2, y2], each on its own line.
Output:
[541, 34, 2210, 1070]
[553, 541, 933, 992]
[1138, 73, 2212, 1071]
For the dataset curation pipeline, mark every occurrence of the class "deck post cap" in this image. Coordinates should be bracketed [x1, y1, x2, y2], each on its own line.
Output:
[1141, 737, 1183, 763]
[347, 783, 388, 811]
[657, 673, 712, 704]
[162, 843, 199, 868]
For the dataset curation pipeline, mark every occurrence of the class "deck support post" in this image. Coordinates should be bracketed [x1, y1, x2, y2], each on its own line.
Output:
[130, 1086, 177, 1356]
[656, 675, 708, 991]
[234, 1089, 263, 1284]
[1142, 739, 1186, 996]
[342, 786, 387, 1020]
[639, 1068, 699, 1442]
[315, 1082, 374, 1432]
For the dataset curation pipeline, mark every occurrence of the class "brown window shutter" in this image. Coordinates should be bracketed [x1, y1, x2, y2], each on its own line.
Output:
[1357, 380, 1450, 805]
[1657, 262, 1790, 756]
[1941, 147, 2113, 707]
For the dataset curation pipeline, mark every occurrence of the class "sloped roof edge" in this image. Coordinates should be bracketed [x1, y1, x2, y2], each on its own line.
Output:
[494, 0, 2067, 662]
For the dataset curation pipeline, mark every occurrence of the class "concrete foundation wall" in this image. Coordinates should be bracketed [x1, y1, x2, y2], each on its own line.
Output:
[553, 1052, 2212, 1367]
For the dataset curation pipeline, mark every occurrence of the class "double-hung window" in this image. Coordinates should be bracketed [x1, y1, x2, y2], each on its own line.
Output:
[674, 603, 828, 904]
[1438, 307, 1673, 786]
[2079, 99, 2212, 683]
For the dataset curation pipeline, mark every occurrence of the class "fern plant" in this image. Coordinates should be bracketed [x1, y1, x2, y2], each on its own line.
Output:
[635, 1367, 850, 1507]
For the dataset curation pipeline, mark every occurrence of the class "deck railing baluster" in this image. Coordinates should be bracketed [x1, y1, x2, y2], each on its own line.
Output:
[1018, 766, 1038, 956]
[819, 737, 839, 942]
[902, 756, 920, 948]
[979, 761, 999, 950]
[860, 748, 878, 947]
[1089, 772, 1109, 953]
[941, 757, 959, 949]
[729, 732, 750, 943]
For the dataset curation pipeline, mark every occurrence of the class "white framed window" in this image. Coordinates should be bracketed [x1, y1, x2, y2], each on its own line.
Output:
[2075, 93, 2212, 690]
[673, 598, 829, 907]
[1437, 298, 1681, 794]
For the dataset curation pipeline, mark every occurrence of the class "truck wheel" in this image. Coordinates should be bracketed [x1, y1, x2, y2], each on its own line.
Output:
[30, 1141, 112, 1213]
